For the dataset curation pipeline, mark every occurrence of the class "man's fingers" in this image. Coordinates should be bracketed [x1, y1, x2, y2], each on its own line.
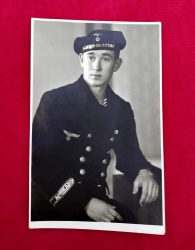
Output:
[108, 207, 123, 221]
[110, 209, 123, 222]
[105, 212, 115, 221]
[85, 198, 124, 222]
[115, 213, 123, 222]
[132, 180, 139, 194]
[151, 185, 157, 202]
[139, 193, 147, 206]
[151, 184, 159, 202]
[135, 174, 159, 206]
[145, 184, 159, 204]
[139, 181, 148, 205]
[144, 182, 154, 204]
[102, 218, 111, 222]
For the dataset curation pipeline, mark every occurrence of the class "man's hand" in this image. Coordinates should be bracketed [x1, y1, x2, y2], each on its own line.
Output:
[132, 170, 159, 206]
[84, 198, 123, 222]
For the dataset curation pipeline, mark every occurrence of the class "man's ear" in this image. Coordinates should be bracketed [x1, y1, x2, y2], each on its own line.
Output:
[79, 53, 84, 67]
[113, 58, 123, 72]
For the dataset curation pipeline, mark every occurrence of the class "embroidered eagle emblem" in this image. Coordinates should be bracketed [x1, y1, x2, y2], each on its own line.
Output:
[93, 33, 102, 42]
[63, 129, 80, 141]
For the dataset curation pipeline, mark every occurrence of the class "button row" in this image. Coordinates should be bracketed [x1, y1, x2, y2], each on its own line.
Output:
[78, 181, 102, 188]
[79, 169, 105, 177]
[80, 157, 108, 164]
[66, 132, 117, 141]
[87, 133, 117, 141]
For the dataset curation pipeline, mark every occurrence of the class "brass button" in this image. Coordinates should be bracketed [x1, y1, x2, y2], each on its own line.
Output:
[114, 130, 118, 134]
[80, 169, 85, 175]
[78, 181, 82, 184]
[66, 137, 70, 141]
[102, 159, 107, 164]
[101, 172, 105, 177]
[107, 151, 110, 154]
[97, 184, 102, 187]
[86, 146, 92, 152]
[110, 137, 115, 142]
[87, 134, 92, 138]
[80, 156, 85, 163]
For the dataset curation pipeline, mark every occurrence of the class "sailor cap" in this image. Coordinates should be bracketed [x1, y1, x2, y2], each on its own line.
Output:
[74, 29, 126, 55]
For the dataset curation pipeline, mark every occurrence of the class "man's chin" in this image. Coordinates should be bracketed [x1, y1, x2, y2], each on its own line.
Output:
[88, 82, 107, 88]
[85, 79, 105, 87]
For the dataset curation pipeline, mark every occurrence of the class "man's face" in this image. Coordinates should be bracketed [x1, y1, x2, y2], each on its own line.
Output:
[79, 50, 122, 88]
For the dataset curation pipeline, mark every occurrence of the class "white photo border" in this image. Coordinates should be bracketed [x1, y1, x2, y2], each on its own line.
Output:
[29, 18, 165, 235]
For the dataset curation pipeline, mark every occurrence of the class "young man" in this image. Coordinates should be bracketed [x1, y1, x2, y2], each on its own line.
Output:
[31, 30, 161, 223]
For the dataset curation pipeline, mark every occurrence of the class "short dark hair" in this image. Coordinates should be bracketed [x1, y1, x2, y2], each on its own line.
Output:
[115, 50, 120, 60]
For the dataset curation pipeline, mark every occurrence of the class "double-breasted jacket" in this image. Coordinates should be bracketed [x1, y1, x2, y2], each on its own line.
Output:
[31, 75, 161, 220]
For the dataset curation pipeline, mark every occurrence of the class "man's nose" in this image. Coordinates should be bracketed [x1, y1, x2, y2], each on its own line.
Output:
[93, 59, 102, 71]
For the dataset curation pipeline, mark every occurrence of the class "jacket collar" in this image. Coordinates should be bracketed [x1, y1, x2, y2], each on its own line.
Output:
[74, 74, 121, 111]
[73, 75, 122, 135]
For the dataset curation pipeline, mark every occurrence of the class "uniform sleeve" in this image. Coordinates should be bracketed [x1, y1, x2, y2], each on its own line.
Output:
[113, 102, 162, 183]
[32, 92, 91, 219]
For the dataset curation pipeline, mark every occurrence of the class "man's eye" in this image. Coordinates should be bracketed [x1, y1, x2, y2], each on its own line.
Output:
[88, 56, 95, 60]
[103, 58, 110, 61]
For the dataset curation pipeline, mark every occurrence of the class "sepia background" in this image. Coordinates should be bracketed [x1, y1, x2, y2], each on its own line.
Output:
[32, 20, 162, 197]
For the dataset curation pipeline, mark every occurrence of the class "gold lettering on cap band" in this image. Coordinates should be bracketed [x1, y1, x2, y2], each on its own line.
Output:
[50, 178, 75, 206]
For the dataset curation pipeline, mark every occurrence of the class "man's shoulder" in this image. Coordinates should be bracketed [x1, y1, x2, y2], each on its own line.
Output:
[42, 81, 78, 105]
[45, 82, 75, 97]
[108, 86, 130, 109]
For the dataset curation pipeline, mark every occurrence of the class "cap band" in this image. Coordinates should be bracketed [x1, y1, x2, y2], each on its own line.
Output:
[82, 43, 115, 52]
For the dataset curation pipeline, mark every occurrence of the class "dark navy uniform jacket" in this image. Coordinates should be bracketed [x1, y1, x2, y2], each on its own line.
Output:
[31, 75, 161, 220]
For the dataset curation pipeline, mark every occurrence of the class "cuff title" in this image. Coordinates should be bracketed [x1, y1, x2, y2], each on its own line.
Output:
[50, 177, 75, 206]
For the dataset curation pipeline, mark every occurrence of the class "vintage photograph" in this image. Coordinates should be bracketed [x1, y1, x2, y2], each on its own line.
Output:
[30, 19, 164, 234]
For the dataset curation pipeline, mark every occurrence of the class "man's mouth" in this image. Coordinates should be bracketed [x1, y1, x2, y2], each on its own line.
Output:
[91, 74, 101, 77]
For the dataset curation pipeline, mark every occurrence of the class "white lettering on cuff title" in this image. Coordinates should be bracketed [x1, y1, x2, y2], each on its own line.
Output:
[50, 178, 75, 206]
